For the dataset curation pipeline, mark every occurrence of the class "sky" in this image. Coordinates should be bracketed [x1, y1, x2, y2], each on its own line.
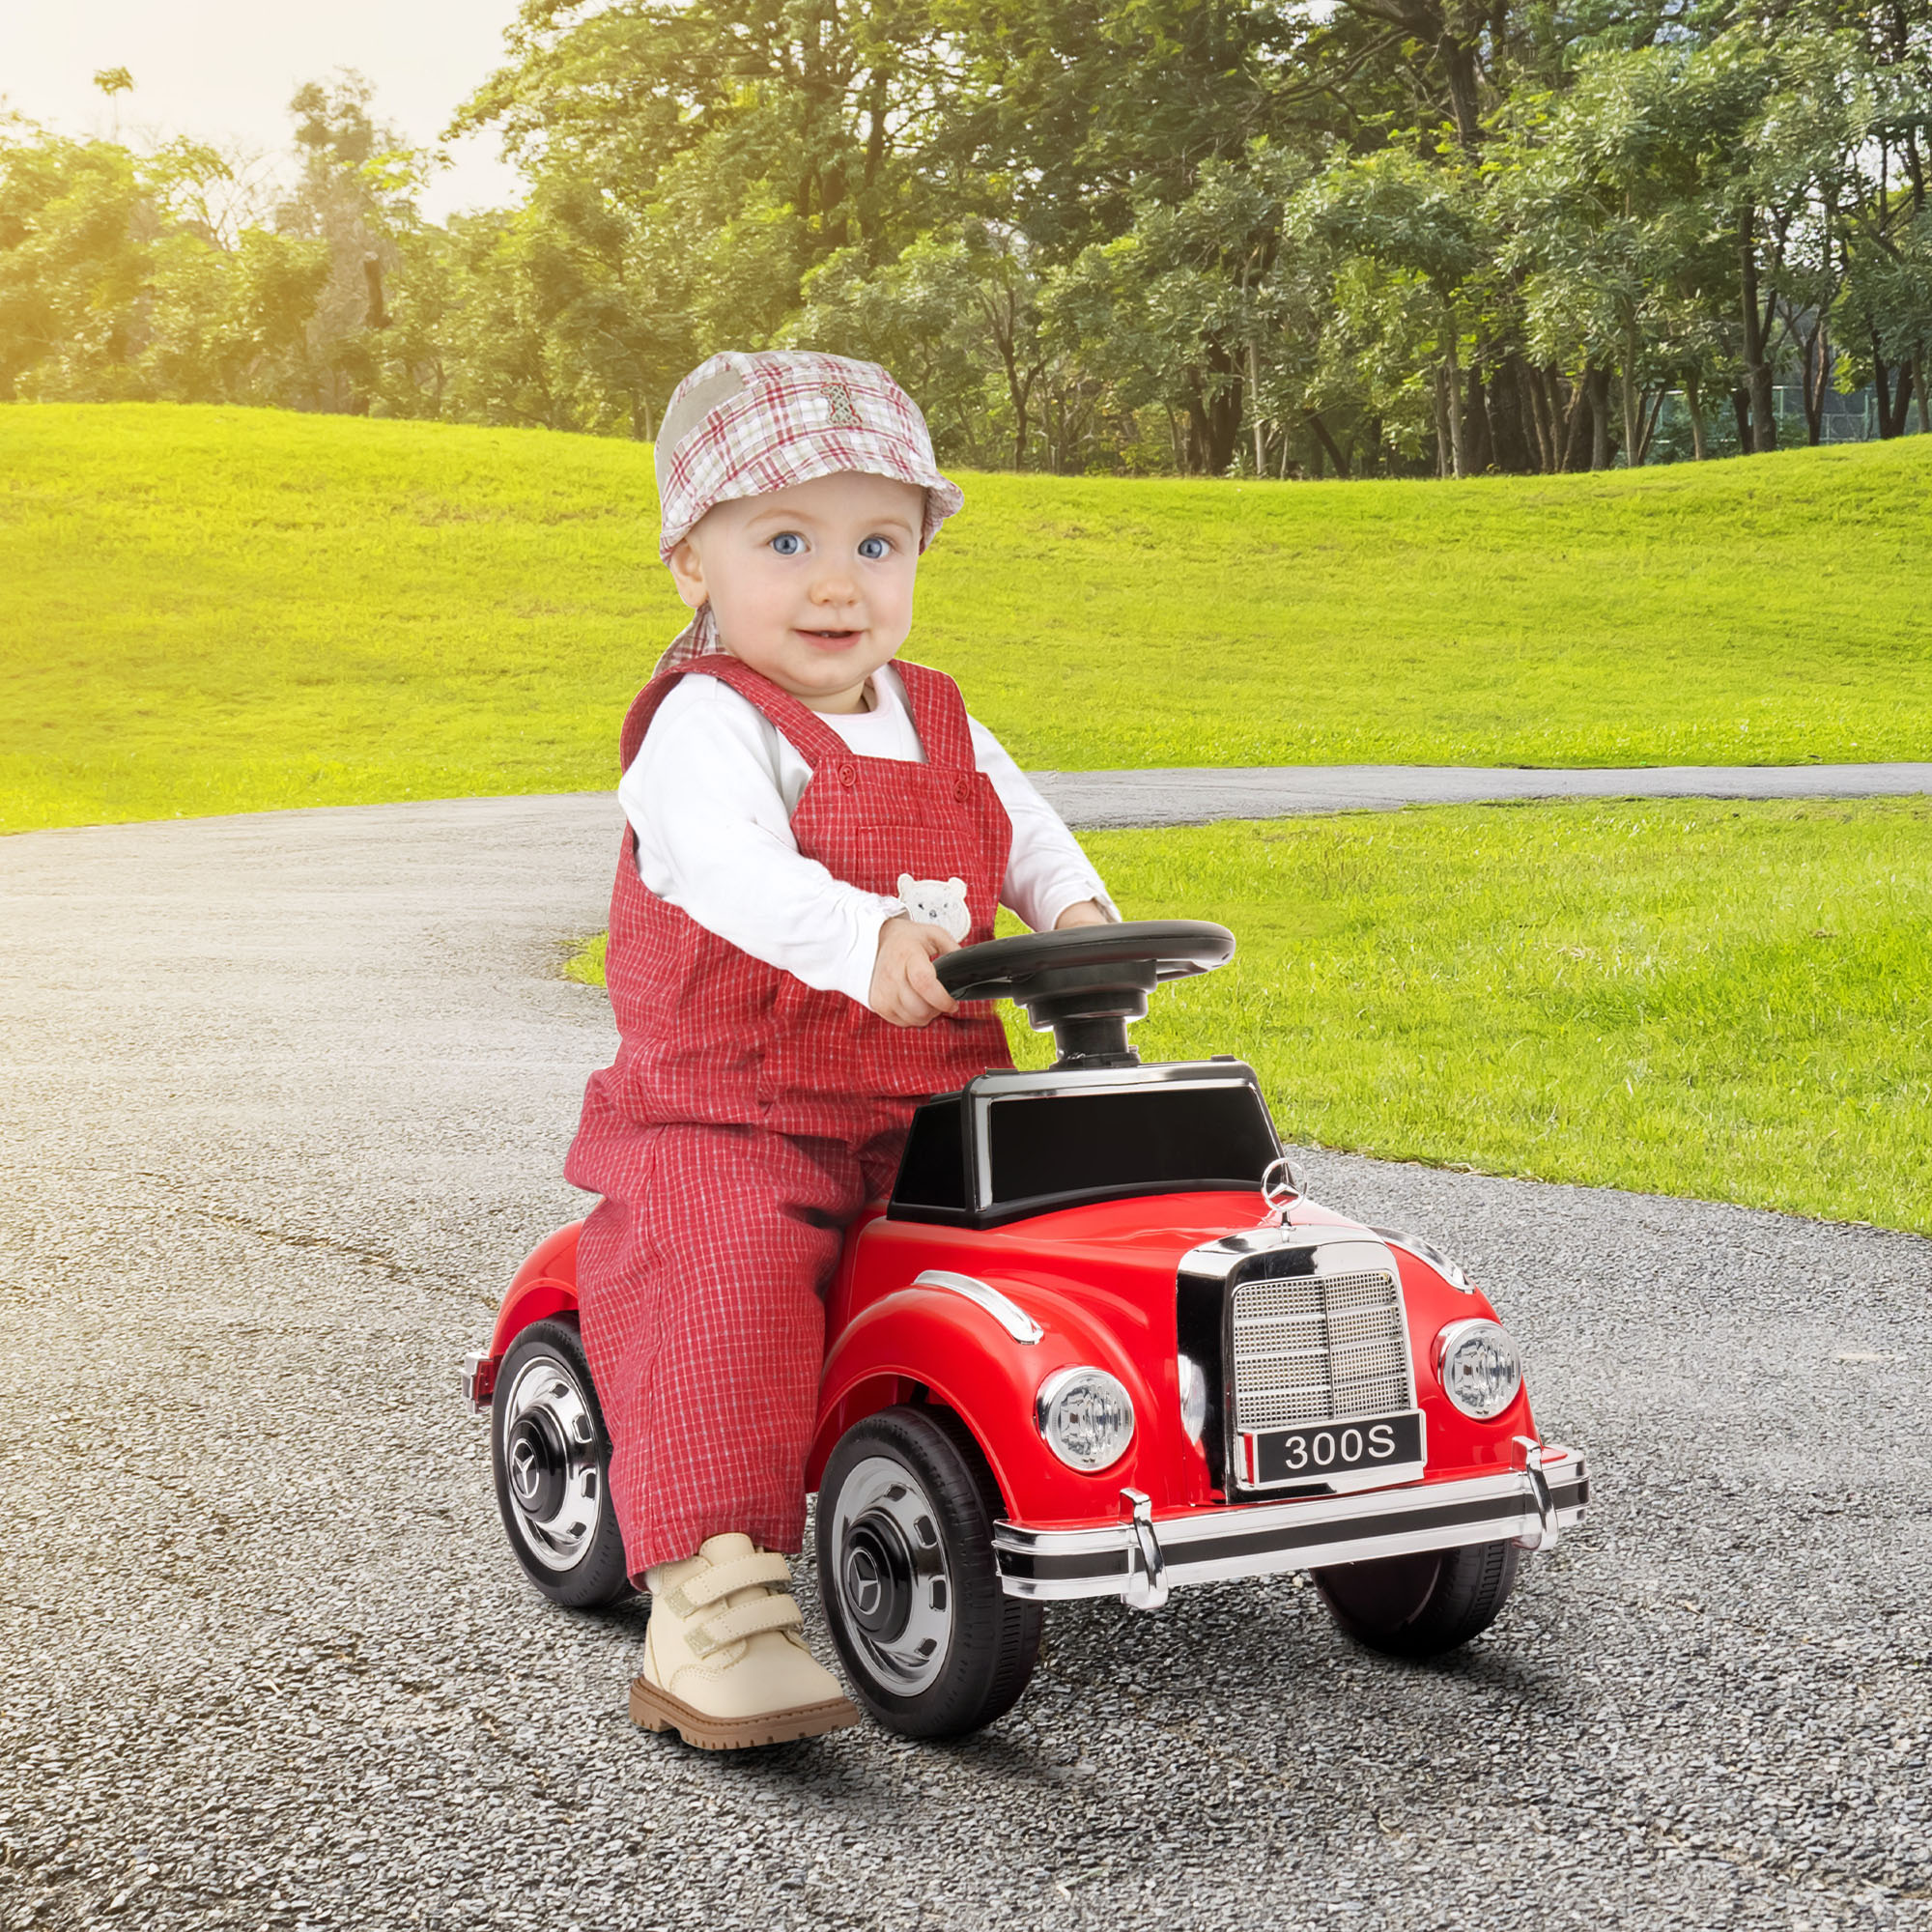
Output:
[0, 0, 533, 219]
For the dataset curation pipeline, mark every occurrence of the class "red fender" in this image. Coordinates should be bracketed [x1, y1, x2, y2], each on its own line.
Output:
[806, 1279, 1178, 1526]
[1384, 1251, 1538, 1473]
[488, 1221, 583, 1360]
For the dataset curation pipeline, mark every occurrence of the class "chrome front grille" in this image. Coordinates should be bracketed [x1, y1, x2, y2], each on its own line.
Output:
[1229, 1266, 1413, 1432]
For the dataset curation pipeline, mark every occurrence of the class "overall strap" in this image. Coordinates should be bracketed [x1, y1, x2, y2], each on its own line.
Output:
[617, 651, 852, 775]
[893, 661, 977, 772]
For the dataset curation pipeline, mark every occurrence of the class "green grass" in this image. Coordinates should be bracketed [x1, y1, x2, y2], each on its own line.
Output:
[566, 799, 1932, 1235]
[5, 403, 1932, 834]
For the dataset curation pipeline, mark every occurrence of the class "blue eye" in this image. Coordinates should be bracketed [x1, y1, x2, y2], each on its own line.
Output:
[770, 532, 804, 556]
[857, 535, 890, 560]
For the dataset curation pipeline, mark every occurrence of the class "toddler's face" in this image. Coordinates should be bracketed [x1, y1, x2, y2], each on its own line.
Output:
[668, 472, 926, 712]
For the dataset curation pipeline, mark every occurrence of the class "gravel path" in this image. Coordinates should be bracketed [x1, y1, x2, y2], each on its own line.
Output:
[1029, 760, 1932, 828]
[3, 796, 1928, 1932]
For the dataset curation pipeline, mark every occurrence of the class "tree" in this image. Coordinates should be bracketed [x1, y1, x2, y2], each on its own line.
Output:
[1292, 149, 1489, 473]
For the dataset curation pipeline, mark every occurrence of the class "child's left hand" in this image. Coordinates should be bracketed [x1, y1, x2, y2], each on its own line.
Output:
[869, 915, 962, 1028]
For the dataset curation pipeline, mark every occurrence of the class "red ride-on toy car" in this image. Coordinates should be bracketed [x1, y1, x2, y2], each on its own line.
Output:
[464, 922, 1588, 1739]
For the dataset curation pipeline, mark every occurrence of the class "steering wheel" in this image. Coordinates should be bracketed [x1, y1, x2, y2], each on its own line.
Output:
[935, 920, 1235, 1066]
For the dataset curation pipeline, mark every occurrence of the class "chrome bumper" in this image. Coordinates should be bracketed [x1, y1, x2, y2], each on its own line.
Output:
[992, 1444, 1588, 1608]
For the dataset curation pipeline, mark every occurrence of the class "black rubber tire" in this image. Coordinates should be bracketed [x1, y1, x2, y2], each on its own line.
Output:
[816, 1406, 1042, 1740]
[1312, 1539, 1520, 1659]
[491, 1317, 633, 1609]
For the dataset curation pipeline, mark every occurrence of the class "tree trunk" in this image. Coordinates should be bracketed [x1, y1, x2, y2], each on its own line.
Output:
[1800, 319, 1828, 445]
[1740, 224, 1777, 452]
[1620, 326, 1640, 468]
[1684, 371, 1707, 462]
[1731, 387, 1753, 451]
[1635, 386, 1666, 467]
[1587, 366, 1612, 469]
[1917, 351, 1930, 436]
[1247, 340, 1266, 475]
[1185, 342, 1244, 474]
[1872, 337, 1912, 439]
[1304, 408, 1351, 478]
[361, 254, 388, 330]
[1520, 360, 1557, 472]
[1434, 365, 1451, 477]
[1558, 376, 1590, 473]
[1465, 365, 1494, 473]
[1442, 333, 1466, 478]
[1436, 32, 1484, 151]
[1485, 355, 1536, 473]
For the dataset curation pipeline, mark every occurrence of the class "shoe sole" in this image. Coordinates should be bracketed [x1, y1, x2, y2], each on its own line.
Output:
[629, 1676, 861, 1750]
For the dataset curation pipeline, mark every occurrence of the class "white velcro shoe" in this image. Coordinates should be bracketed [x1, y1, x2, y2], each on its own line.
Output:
[630, 1533, 860, 1749]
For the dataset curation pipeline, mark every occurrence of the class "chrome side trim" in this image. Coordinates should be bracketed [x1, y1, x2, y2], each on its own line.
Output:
[1373, 1229, 1474, 1293]
[992, 1447, 1589, 1605]
[911, 1268, 1043, 1345]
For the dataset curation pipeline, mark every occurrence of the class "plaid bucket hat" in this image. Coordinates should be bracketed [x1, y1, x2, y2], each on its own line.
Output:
[651, 350, 964, 673]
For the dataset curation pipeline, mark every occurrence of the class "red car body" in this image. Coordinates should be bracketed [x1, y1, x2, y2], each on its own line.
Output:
[469, 924, 1585, 1733]
[470, 1152, 1585, 1606]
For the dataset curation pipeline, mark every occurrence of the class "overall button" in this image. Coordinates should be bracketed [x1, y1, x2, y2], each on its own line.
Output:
[952, 775, 972, 802]
[838, 762, 859, 788]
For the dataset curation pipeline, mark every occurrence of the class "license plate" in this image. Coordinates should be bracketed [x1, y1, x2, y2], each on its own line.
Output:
[1244, 1410, 1424, 1488]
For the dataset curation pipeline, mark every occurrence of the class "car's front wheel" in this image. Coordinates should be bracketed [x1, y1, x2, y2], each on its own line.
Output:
[816, 1405, 1041, 1739]
[1311, 1539, 1520, 1658]
[491, 1318, 632, 1608]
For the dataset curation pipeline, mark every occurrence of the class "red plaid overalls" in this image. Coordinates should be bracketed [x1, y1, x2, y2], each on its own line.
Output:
[565, 653, 1013, 1577]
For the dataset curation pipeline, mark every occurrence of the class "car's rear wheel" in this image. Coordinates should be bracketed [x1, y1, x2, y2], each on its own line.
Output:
[491, 1318, 633, 1608]
[816, 1406, 1041, 1739]
[1311, 1539, 1520, 1658]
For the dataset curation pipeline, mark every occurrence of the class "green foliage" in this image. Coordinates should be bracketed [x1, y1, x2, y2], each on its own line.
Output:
[4, 0, 1929, 474]
[567, 799, 1932, 1235]
[4, 404, 1931, 835]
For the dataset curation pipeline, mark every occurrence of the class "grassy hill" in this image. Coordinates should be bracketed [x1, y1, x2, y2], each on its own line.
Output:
[4, 403, 1929, 833]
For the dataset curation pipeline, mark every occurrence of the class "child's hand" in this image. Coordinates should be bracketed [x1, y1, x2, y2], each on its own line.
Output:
[869, 915, 961, 1027]
[1054, 898, 1112, 929]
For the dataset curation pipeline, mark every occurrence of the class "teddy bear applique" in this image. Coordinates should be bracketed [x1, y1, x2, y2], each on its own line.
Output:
[895, 874, 972, 943]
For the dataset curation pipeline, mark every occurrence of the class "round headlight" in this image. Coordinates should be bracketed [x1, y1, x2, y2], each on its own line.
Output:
[1036, 1367, 1135, 1471]
[1436, 1320, 1523, 1420]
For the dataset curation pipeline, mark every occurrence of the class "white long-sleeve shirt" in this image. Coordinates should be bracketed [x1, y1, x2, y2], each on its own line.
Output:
[620, 666, 1118, 1009]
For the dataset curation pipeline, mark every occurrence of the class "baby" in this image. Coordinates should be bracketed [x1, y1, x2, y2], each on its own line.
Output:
[565, 350, 1117, 1749]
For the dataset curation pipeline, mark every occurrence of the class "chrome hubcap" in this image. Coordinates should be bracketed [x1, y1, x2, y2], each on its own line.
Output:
[832, 1455, 953, 1692]
[499, 1354, 603, 1571]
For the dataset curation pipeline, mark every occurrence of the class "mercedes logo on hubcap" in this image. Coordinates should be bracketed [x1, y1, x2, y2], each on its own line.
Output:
[845, 1548, 884, 1617]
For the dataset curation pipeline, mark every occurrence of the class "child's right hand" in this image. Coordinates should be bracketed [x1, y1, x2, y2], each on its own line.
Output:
[869, 915, 961, 1027]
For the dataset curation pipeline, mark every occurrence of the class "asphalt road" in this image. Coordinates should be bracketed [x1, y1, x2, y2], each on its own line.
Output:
[1030, 761, 1932, 828]
[3, 794, 1929, 1932]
